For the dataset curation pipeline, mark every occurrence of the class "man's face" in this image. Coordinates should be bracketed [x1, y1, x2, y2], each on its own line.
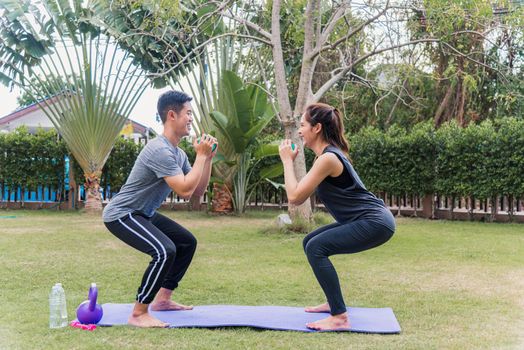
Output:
[169, 102, 193, 137]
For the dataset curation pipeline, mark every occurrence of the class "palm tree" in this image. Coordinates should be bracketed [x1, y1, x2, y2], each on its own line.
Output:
[0, 0, 149, 211]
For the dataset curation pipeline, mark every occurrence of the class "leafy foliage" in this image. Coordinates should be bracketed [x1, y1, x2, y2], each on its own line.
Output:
[209, 70, 279, 213]
[16, 74, 77, 107]
[0, 128, 143, 200]
[72, 137, 143, 193]
[351, 119, 524, 198]
[0, 0, 151, 210]
[0, 127, 67, 199]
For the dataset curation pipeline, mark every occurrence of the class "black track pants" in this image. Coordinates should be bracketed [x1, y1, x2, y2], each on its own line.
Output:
[104, 212, 197, 304]
[303, 219, 394, 315]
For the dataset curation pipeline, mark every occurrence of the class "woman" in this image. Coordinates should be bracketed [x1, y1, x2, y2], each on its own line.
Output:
[279, 103, 395, 331]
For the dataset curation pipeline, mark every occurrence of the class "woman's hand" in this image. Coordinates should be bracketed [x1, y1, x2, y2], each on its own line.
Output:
[279, 139, 298, 163]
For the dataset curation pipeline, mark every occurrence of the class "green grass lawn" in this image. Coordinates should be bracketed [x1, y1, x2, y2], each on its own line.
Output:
[1, 210, 523, 350]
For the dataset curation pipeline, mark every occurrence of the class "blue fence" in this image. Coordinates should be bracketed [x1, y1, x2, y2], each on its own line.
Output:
[0, 156, 71, 204]
[1, 185, 63, 202]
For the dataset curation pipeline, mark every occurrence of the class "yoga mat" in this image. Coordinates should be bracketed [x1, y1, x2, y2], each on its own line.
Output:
[97, 304, 401, 333]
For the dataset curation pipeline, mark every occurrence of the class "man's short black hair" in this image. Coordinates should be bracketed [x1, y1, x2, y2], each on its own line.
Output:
[157, 90, 193, 124]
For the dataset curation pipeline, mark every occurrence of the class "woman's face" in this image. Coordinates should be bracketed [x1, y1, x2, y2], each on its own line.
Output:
[298, 114, 316, 148]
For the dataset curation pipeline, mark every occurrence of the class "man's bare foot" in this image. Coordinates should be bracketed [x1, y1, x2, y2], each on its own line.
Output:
[306, 312, 350, 331]
[305, 302, 331, 313]
[150, 300, 193, 311]
[128, 312, 169, 328]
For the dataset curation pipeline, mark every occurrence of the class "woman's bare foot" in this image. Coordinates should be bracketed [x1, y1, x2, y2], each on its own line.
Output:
[305, 302, 331, 313]
[306, 312, 350, 331]
[128, 312, 168, 328]
[150, 300, 193, 311]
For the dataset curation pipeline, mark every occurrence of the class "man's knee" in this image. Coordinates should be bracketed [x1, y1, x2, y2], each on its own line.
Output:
[184, 233, 197, 252]
[163, 243, 177, 261]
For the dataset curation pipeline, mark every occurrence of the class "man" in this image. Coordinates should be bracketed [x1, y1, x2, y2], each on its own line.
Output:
[103, 90, 217, 327]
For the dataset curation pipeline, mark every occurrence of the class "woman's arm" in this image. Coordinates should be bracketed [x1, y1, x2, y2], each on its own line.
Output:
[279, 140, 342, 205]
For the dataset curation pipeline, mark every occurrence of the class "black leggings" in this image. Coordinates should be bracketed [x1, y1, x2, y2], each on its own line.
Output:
[303, 219, 394, 315]
[104, 212, 197, 304]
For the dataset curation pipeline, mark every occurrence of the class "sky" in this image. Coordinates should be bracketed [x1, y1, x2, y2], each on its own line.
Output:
[0, 84, 171, 134]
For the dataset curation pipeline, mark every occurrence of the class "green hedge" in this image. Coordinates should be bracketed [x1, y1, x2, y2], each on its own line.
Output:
[73, 136, 143, 193]
[350, 118, 524, 199]
[2, 119, 524, 203]
[0, 127, 67, 197]
[0, 128, 142, 199]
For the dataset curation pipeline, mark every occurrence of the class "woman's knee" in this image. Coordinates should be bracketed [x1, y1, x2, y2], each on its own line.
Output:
[302, 235, 311, 252]
[304, 238, 327, 259]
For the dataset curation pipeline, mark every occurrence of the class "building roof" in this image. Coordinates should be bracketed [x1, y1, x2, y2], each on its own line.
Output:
[0, 96, 153, 136]
[0, 96, 62, 125]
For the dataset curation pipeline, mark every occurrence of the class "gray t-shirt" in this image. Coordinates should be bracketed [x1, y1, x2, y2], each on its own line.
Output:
[102, 135, 192, 222]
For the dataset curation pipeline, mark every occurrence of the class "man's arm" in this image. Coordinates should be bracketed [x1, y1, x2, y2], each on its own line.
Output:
[164, 154, 208, 199]
[164, 136, 215, 198]
[193, 157, 212, 197]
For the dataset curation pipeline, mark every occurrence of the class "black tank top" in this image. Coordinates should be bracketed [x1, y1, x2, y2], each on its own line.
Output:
[324, 154, 353, 188]
[316, 145, 395, 230]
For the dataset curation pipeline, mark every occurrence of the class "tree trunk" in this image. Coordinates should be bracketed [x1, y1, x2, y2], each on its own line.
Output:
[507, 195, 514, 222]
[272, 0, 312, 221]
[434, 84, 454, 127]
[468, 196, 475, 221]
[0, 181, 4, 209]
[84, 171, 103, 213]
[449, 196, 455, 221]
[489, 195, 497, 223]
[188, 194, 202, 211]
[211, 182, 233, 213]
[68, 160, 77, 210]
[422, 193, 434, 219]
[456, 78, 466, 126]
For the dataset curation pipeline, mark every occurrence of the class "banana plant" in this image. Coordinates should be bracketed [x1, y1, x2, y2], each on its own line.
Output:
[163, 19, 276, 213]
[209, 70, 280, 213]
[0, 0, 149, 211]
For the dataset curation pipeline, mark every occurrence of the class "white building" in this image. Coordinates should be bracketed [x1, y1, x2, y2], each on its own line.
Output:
[0, 96, 154, 143]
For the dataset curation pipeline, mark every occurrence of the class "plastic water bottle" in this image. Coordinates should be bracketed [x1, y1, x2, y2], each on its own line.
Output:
[49, 283, 68, 328]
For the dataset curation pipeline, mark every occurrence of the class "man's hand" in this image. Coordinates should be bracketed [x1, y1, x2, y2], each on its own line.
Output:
[207, 136, 218, 160]
[193, 134, 215, 157]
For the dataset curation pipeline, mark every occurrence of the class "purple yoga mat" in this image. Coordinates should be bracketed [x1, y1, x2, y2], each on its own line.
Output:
[97, 304, 401, 333]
